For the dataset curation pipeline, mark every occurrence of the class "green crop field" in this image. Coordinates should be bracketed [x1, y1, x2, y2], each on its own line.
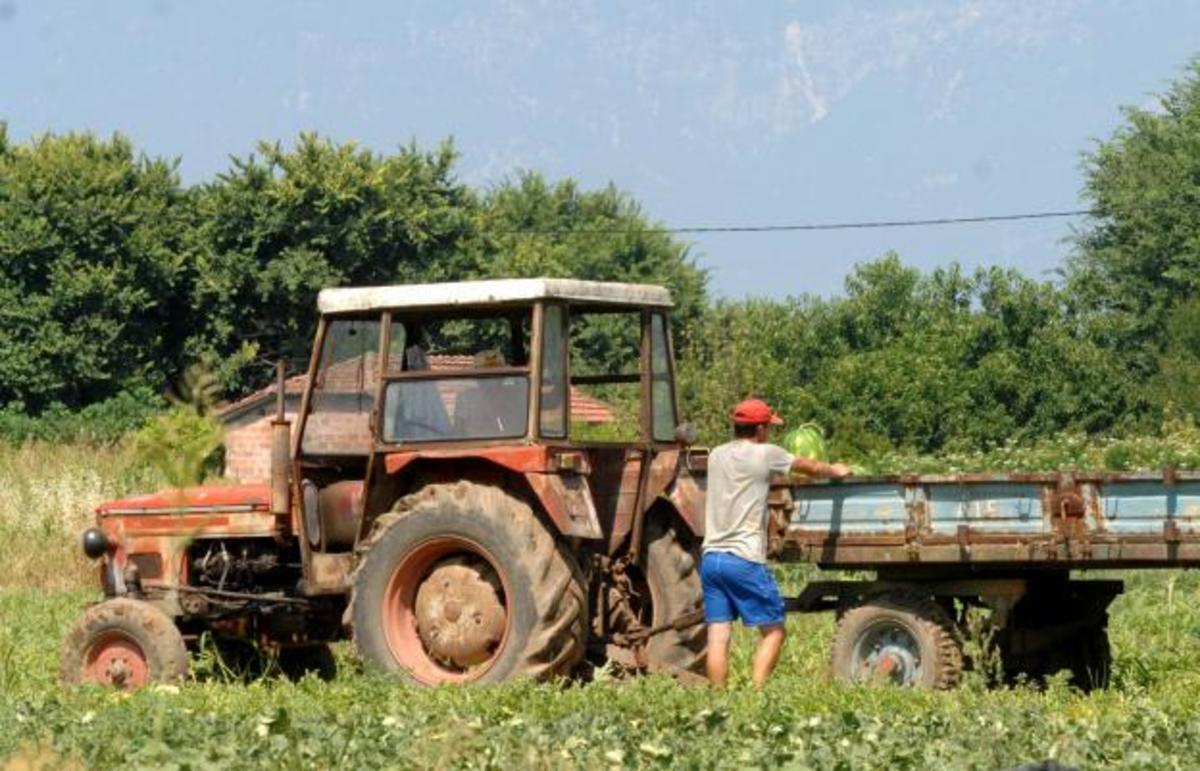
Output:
[5, 443, 1200, 770]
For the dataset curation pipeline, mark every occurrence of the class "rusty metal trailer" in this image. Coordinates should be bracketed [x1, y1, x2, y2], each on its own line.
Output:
[766, 470, 1200, 689]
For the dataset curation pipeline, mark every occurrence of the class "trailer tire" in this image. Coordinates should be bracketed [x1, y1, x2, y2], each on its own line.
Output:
[641, 516, 706, 675]
[60, 598, 189, 690]
[831, 593, 963, 689]
[350, 482, 587, 685]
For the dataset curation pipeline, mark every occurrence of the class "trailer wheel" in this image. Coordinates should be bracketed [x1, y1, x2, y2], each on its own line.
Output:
[351, 482, 587, 685]
[60, 598, 188, 690]
[831, 593, 963, 689]
[640, 516, 706, 675]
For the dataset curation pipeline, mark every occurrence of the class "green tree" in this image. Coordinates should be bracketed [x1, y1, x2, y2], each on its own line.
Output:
[1148, 297, 1200, 417]
[476, 173, 707, 372]
[1069, 58, 1200, 387]
[0, 126, 189, 413]
[185, 134, 479, 391]
[678, 253, 1127, 457]
[185, 138, 705, 396]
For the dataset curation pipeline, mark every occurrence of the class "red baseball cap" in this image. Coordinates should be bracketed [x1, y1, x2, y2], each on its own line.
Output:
[730, 398, 784, 426]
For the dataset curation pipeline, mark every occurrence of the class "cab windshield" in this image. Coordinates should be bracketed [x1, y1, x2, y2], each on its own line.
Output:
[380, 311, 531, 443]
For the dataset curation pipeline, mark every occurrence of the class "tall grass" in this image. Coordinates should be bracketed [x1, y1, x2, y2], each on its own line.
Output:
[0, 442, 165, 590]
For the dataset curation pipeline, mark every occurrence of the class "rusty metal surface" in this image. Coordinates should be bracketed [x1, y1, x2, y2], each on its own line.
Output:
[97, 484, 271, 515]
[414, 557, 507, 668]
[304, 552, 354, 593]
[383, 445, 550, 476]
[781, 471, 1200, 569]
[525, 471, 604, 539]
[94, 484, 284, 615]
[643, 450, 680, 505]
[588, 448, 645, 553]
[667, 461, 706, 537]
[316, 480, 363, 550]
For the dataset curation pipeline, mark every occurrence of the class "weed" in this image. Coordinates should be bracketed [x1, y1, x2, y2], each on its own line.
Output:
[957, 603, 1004, 689]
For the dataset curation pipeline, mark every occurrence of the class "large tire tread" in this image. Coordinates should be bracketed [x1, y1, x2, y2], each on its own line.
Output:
[60, 597, 188, 688]
[349, 481, 586, 684]
[831, 591, 963, 690]
[642, 515, 706, 674]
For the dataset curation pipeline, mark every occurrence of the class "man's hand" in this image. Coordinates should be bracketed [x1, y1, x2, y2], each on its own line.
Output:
[824, 462, 852, 479]
[790, 457, 853, 479]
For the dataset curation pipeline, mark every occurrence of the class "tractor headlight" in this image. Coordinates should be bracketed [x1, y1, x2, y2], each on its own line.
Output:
[81, 528, 109, 560]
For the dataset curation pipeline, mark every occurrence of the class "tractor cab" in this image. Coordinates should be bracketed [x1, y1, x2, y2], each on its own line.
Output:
[291, 279, 703, 589]
[297, 277, 679, 453]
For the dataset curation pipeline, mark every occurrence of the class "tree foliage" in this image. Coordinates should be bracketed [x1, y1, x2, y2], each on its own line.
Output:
[0, 127, 190, 413]
[679, 254, 1128, 457]
[185, 134, 480, 389]
[1069, 58, 1200, 406]
[0, 128, 705, 415]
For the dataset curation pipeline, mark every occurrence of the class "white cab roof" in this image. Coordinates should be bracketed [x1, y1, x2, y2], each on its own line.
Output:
[317, 277, 673, 314]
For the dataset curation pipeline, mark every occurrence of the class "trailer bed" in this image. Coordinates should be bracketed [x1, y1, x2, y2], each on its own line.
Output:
[774, 470, 1200, 570]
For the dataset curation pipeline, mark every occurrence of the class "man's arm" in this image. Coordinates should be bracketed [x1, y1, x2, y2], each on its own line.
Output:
[791, 456, 851, 479]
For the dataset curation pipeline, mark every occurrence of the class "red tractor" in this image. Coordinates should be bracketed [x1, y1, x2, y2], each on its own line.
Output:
[62, 278, 709, 687]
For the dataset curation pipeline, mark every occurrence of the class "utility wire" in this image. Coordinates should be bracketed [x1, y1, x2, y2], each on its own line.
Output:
[498, 208, 1094, 236]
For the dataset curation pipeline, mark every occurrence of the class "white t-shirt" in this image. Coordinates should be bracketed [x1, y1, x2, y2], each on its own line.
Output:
[702, 440, 795, 563]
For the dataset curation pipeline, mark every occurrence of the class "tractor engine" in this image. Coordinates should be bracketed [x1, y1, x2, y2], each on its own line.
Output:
[188, 539, 296, 595]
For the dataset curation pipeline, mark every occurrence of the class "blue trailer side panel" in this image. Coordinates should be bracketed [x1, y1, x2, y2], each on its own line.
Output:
[1097, 480, 1200, 535]
[926, 483, 1045, 536]
[779, 472, 1200, 567]
[791, 483, 907, 534]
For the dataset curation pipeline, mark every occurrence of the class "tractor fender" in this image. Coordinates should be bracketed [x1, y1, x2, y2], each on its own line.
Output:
[524, 472, 603, 539]
[382, 446, 603, 539]
[666, 467, 706, 538]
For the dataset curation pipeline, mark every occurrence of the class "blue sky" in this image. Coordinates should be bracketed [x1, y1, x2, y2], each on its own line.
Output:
[2, 1, 1198, 298]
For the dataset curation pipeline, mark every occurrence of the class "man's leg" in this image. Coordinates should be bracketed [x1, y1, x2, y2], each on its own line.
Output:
[706, 622, 732, 687]
[751, 623, 786, 688]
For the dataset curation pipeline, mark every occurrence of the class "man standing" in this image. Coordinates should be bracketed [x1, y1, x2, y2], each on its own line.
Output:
[702, 399, 850, 688]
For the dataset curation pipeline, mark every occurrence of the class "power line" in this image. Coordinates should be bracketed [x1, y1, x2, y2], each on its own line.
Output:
[499, 208, 1095, 236]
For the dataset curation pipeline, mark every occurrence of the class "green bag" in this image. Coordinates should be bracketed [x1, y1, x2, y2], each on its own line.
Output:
[781, 422, 828, 461]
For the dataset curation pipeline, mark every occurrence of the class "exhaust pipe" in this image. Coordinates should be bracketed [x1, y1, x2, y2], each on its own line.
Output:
[270, 360, 291, 519]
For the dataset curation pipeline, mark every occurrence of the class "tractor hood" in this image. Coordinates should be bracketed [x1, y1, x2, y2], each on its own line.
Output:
[95, 484, 272, 516]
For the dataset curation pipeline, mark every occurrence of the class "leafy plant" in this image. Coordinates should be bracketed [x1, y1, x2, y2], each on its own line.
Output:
[130, 409, 223, 489]
[130, 365, 224, 488]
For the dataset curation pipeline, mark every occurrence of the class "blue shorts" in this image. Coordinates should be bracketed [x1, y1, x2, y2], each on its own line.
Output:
[700, 551, 786, 627]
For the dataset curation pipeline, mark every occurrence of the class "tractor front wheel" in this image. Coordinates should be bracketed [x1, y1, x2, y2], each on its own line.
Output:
[60, 598, 189, 690]
[350, 482, 587, 685]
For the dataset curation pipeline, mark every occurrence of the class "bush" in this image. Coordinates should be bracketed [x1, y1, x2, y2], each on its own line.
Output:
[0, 387, 164, 443]
[130, 408, 224, 488]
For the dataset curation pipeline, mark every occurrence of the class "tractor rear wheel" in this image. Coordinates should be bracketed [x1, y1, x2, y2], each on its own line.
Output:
[60, 598, 189, 690]
[351, 482, 587, 685]
[831, 593, 963, 689]
[640, 516, 706, 675]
